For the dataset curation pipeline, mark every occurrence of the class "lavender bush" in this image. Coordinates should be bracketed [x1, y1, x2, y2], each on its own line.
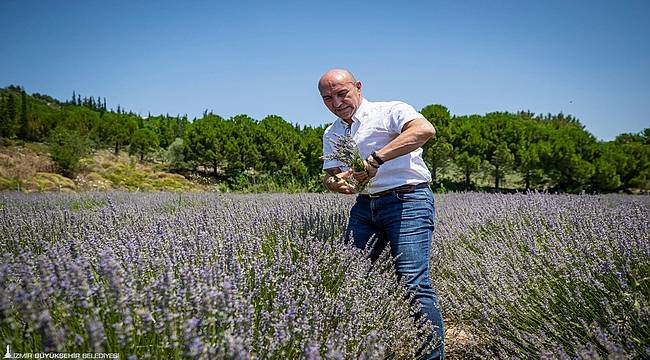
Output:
[321, 134, 369, 192]
[431, 192, 650, 359]
[0, 191, 648, 359]
[0, 192, 430, 359]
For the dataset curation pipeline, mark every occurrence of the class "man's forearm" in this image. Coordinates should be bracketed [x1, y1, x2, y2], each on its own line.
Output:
[375, 118, 435, 162]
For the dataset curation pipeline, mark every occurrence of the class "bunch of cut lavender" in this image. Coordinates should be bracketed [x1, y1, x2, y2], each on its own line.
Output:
[321, 133, 370, 192]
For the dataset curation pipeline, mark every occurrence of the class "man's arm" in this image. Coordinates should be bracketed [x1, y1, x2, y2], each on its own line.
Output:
[352, 118, 435, 184]
[374, 118, 435, 162]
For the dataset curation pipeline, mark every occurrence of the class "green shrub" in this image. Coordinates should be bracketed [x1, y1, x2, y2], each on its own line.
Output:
[48, 127, 91, 178]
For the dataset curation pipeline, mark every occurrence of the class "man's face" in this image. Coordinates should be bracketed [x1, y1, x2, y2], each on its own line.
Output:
[319, 77, 362, 121]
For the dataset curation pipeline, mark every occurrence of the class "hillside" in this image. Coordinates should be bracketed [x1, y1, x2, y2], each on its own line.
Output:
[2, 84, 649, 193]
[0, 142, 204, 192]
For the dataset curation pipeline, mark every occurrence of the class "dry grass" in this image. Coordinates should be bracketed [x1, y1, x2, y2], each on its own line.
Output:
[0, 146, 203, 192]
[74, 150, 202, 192]
[0, 144, 55, 180]
[0, 144, 59, 191]
[444, 322, 484, 359]
[24, 172, 76, 192]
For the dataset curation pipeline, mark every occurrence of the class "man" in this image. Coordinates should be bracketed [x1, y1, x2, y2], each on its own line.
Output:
[319, 68, 444, 359]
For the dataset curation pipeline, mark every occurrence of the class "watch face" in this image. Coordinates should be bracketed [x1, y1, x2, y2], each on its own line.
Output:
[371, 151, 383, 164]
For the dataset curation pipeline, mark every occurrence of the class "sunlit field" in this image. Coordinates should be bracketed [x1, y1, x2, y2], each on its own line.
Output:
[1, 192, 648, 359]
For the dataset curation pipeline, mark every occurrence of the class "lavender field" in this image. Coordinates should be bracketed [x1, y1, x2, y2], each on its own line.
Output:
[0, 191, 648, 359]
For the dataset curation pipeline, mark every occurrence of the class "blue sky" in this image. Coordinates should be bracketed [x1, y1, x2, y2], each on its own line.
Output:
[1, 0, 648, 141]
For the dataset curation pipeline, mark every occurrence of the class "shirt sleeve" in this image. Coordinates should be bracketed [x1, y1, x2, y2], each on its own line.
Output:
[387, 102, 425, 134]
[322, 134, 345, 170]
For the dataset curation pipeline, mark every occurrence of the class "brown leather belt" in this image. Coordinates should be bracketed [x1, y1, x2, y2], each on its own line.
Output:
[362, 182, 429, 198]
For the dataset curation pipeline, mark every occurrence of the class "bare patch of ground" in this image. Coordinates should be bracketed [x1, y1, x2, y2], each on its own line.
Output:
[444, 322, 484, 359]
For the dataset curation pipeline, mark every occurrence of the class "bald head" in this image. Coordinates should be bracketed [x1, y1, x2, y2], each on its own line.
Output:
[318, 69, 357, 91]
[318, 68, 363, 122]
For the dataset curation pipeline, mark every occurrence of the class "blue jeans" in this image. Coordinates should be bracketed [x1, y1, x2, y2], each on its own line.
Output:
[345, 185, 444, 360]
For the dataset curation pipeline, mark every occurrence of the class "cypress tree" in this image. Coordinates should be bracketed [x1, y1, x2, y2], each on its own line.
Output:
[6, 93, 17, 122]
[0, 94, 7, 137]
[19, 89, 29, 140]
[3, 94, 17, 138]
[72, 91, 76, 105]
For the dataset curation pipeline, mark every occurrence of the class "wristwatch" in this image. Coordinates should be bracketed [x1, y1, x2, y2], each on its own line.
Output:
[366, 155, 380, 169]
[370, 151, 385, 165]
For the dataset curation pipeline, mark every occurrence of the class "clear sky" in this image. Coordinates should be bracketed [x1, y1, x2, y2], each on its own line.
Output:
[1, 0, 648, 141]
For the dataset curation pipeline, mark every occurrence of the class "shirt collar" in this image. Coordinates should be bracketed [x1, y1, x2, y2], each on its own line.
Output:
[352, 98, 369, 123]
[338, 98, 369, 127]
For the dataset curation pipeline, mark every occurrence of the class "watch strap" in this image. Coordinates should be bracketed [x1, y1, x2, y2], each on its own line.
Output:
[371, 151, 385, 165]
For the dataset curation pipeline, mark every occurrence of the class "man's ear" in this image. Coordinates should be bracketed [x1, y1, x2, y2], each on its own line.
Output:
[356, 81, 362, 91]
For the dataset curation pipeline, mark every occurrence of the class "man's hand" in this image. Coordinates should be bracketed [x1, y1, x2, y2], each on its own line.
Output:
[325, 169, 356, 194]
[352, 160, 377, 184]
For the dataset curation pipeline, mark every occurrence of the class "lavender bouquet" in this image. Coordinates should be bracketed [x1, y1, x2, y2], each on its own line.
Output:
[321, 133, 370, 192]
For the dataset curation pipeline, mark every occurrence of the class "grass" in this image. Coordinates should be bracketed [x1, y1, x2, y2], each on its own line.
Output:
[0, 145, 204, 192]
[75, 150, 203, 192]
[25, 172, 77, 192]
[435, 162, 525, 191]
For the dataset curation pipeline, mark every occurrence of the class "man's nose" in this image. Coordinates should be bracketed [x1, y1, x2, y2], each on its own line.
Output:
[333, 97, 343, 108]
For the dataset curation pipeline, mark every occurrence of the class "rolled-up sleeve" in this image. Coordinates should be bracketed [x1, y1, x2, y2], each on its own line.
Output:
[387, 102, 424, 134]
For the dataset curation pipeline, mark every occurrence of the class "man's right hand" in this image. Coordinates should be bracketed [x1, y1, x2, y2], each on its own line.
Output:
[324, 169, 355, 194]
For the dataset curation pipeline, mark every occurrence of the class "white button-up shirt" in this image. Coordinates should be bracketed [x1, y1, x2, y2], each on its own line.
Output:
[322, 98, 432, 194]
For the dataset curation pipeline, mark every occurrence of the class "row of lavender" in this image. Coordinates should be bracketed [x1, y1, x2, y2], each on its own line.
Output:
[1, 191, 648, 358]
[0, 192, 429, 359]
[432, 193, 649, 359]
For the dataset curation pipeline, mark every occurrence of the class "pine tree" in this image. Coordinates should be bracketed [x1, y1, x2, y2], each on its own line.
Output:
[77, 94, 81, 106]
[18, 89, 29, 140]
[72, 91, 76, 105]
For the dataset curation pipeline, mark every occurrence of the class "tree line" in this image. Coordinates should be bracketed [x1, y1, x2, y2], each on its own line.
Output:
[0, 85, 648, 193]
[420, 105, 648, 192]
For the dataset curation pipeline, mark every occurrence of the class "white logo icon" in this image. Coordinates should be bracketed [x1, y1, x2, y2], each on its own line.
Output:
[3, 345, 10, 359]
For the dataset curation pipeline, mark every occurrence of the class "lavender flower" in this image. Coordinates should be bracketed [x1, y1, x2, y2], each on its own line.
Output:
[0, 191, 647, 358]
[321, 133, 370, 192]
